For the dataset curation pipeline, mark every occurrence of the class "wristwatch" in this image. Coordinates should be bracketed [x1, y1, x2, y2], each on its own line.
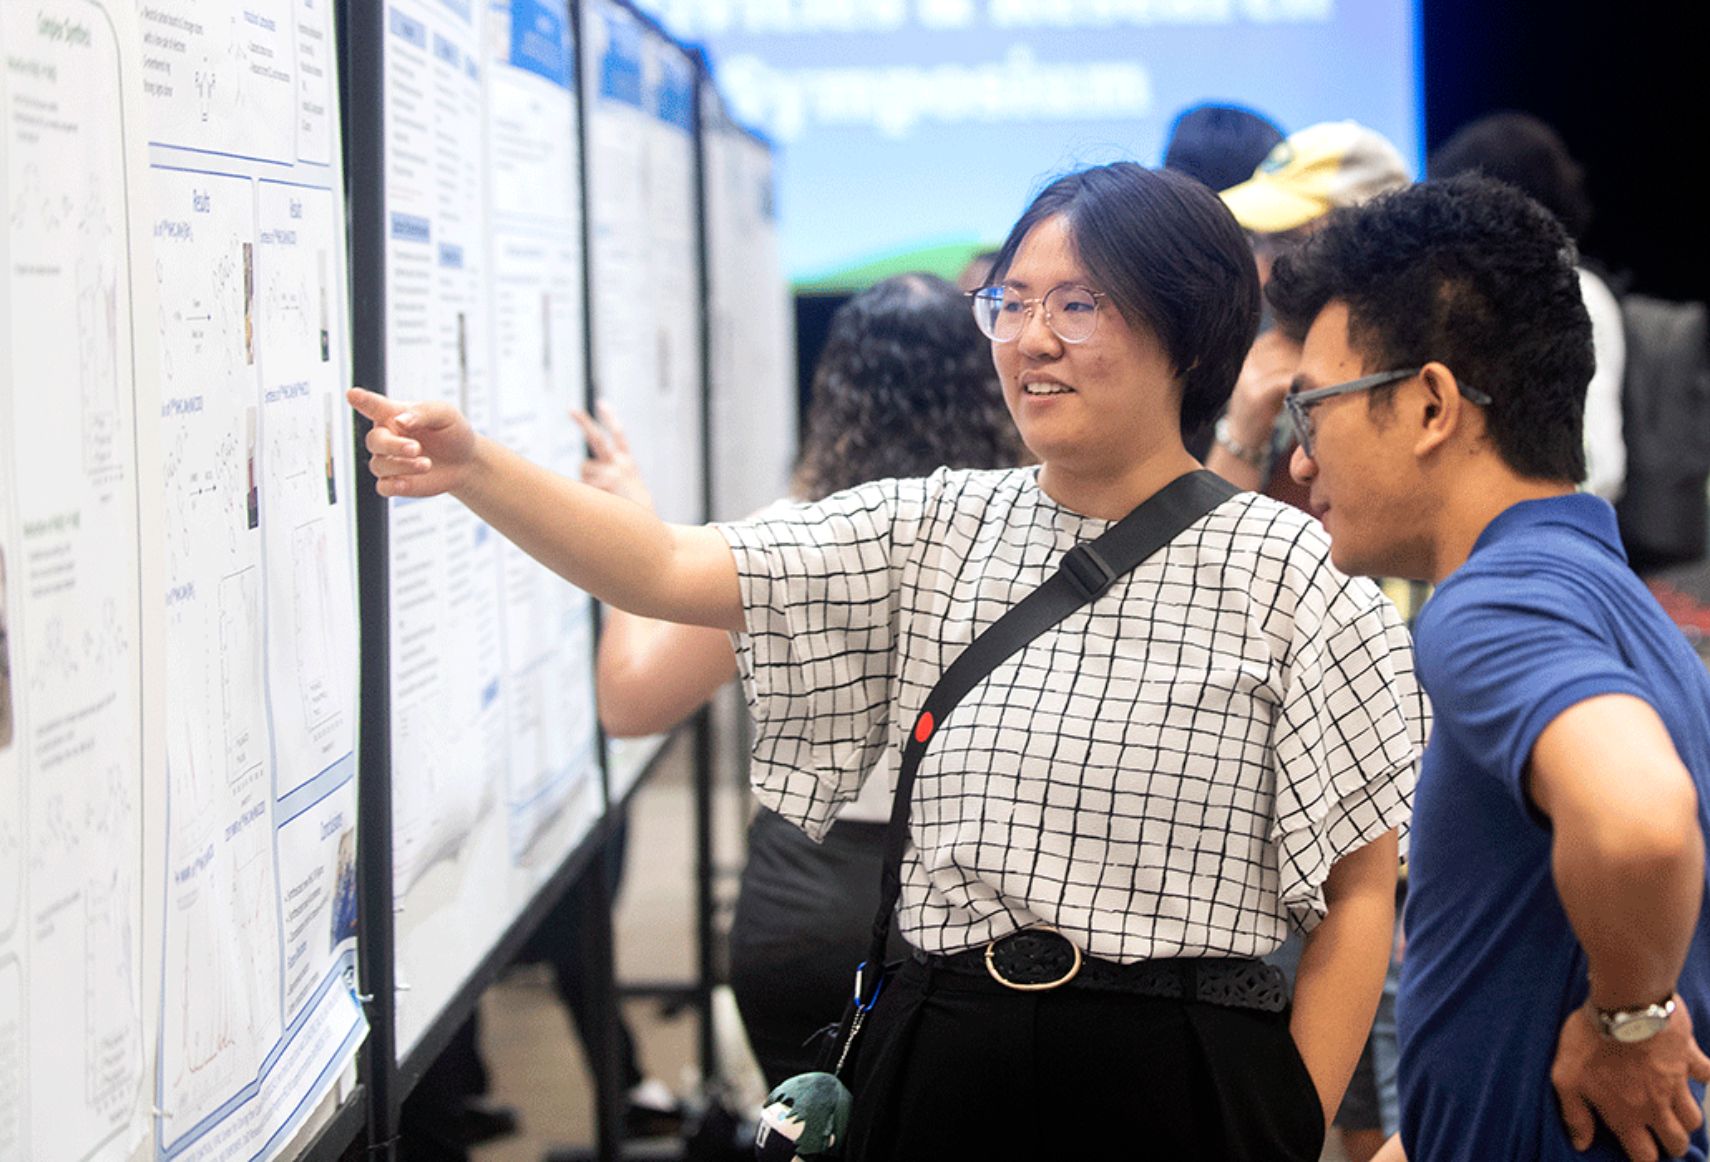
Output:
[1594, 995, 1676, 1043]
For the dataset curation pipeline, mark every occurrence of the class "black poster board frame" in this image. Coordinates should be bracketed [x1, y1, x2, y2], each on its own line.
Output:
[327, 2, 742, 1157]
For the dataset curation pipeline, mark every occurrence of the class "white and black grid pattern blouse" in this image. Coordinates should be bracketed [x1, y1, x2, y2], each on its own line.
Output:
[717, 467, 1427, 962]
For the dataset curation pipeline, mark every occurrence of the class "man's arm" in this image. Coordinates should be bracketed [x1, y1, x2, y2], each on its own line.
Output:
[1291, 828, 1400, 1128]
[1204, 329, 1299, 491]
[1530, 693, 1710, 1162]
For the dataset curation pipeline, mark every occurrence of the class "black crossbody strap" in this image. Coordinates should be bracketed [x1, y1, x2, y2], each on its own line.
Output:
[866, 470, 1237, 970]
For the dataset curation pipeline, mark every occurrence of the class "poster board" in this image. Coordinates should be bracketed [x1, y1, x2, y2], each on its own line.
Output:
[135, 0, 369, 1155]
[378, 0, 601, 1060]
[581, 0, 705, 799]
[2, 3, 370, 1159]
[702, 86, 795, 522]
[4, 2, 778, 1153]
[0, 6, 163, 1158]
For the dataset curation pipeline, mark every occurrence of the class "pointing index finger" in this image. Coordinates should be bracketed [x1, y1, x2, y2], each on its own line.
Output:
[347, 386, 406, 427]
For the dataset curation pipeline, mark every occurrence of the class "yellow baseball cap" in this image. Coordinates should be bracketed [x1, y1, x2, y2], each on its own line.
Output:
[1221, 121, 1412, 234]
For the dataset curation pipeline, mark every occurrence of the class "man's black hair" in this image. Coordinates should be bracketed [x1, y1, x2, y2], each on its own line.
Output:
[988, 163, 1260, 435]
[1163, 103, 1286, 193]
[1268, 174, 1593, 483]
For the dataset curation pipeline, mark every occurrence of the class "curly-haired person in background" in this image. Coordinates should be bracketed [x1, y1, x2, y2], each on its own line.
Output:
[572, 272, 1029, 1085]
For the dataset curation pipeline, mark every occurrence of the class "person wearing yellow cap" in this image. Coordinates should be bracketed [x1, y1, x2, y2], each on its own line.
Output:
[1206, 122, 1411, 498]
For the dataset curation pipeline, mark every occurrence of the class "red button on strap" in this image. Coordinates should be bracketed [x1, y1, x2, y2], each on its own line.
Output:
[913, 712, 934, 743]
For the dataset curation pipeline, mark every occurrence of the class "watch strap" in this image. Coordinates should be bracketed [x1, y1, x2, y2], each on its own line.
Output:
[1214, 415, 1272, 472]
[1595, 995, 1677, 1041]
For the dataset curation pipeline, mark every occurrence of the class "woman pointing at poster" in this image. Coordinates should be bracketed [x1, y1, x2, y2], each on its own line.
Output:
[351, 161, 1423, 1159]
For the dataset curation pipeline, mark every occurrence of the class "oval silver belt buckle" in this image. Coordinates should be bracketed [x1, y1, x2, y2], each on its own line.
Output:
[983, 925, 1083, 991]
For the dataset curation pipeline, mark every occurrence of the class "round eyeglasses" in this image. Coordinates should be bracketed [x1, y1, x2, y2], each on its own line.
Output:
[968, 283, 1106, 345]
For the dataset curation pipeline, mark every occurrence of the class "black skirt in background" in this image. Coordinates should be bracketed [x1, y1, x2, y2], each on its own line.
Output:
[727, 807, 899, 1086]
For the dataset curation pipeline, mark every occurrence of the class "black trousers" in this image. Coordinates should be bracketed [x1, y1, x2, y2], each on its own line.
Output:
[728, 809, 899, 1086]
[846, 955, 1326, 1161]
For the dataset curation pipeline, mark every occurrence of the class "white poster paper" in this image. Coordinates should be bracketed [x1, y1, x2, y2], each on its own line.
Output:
[703, 91, 795, 522]
[0, 3, 163, 1159]
[484, 0, 599, 864]
[384, 0, 506, 909]
[136, 0, 365, 1156]
[582, 0, 702, 799]
[386, 0, 601, 1060]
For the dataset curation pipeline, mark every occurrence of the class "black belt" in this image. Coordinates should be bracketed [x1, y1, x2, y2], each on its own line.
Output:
[913, 927, 1288, 1014]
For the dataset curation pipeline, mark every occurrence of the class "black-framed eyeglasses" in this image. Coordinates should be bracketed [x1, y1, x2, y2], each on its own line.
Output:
[968, 283, 1107, 345]
[1286, 367, 1494, 460]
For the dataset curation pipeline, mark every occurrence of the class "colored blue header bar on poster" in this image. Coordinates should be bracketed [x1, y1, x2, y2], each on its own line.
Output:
[508, 0, 575, 90]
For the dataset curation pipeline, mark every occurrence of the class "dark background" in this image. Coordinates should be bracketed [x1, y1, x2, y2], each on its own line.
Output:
[1423, 1, 1703, 301]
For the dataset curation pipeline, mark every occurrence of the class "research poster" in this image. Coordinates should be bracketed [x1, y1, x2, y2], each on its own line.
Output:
[582, 1, 703, 528]
[384, 0, 509, 1057]
[385, 0, 600, 1059]
[583, 1, 703, 798]
[703, 92, 794, 522]
[136, 0, 366, 1157]
[384, 0, 506, 914]
[0, 3, 164, 1159]
[483, 0, 599, 873]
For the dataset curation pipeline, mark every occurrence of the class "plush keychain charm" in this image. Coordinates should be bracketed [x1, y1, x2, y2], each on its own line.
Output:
[754, 1071, 852, 1160]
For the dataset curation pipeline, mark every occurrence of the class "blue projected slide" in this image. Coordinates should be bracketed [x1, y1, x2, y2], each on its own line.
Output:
[635, 1, 1420, 282]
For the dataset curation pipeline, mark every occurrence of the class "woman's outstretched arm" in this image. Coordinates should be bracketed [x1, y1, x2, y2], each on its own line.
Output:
[349, 387, 744, 631]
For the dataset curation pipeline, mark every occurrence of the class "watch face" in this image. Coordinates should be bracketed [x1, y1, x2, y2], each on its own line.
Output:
[1611, 1014, 1671, 1043]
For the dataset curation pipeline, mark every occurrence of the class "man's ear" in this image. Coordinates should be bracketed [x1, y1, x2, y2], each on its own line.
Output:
[1414, 362, 1466, 458]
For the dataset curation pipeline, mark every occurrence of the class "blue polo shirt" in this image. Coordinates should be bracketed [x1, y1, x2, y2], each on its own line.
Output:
[1399, 493, 1710, 1162]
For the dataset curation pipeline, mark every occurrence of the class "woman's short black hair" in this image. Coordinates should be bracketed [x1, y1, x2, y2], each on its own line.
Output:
[1268, 174, 1593, 483]
[985, 162, 1260, 435]
[1429, 112, 1592, 240]
[793, 273, 1025, 500]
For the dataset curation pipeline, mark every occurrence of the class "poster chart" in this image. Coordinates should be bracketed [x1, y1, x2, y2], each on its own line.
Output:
[134, 0, 367, 1157]
[0, 3, 164, 1160]
[702, 89, 794, 524]
[582, 0, 704, 799]
[382, 0, 600, 1059]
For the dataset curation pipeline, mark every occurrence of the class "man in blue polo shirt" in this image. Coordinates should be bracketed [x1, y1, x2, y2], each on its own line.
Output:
[1266, 174, 1710, 1162]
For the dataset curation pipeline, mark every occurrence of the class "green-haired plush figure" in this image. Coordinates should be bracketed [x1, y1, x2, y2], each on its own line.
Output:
[754, 1071, 852, 1160]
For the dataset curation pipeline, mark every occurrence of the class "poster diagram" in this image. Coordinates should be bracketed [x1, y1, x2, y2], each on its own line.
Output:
[136, 0, 297, 164]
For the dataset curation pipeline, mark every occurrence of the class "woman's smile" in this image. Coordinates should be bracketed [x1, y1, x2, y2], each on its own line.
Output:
[1020, 372, 1074, 397]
